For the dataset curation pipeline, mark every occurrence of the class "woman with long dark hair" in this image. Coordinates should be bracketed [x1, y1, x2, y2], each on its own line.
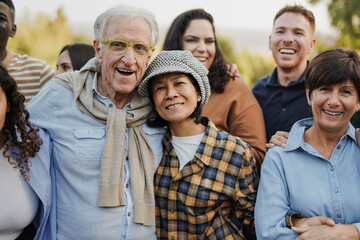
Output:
[163, 9, 266, 170]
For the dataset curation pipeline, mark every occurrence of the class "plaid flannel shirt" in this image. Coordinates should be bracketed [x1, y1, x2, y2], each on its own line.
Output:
[155, 119, 257, 240]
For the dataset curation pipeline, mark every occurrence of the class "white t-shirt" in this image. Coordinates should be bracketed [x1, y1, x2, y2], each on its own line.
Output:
[0, 150, 39, 239]
[171, 133, 205, 171]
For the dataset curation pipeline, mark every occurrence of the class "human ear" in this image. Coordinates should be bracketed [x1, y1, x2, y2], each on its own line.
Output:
[9, 24, 16, 38]
[93, 40, 102, 63]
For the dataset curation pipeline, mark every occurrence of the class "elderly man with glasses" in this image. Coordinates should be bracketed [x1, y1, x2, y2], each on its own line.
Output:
[26, 4, 164, 239]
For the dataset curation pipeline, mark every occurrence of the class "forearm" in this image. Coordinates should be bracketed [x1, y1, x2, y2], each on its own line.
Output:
[334, 224, 360, 240]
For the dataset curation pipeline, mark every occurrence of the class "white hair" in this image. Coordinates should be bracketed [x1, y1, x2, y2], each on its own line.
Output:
[93, 4, 159, 47]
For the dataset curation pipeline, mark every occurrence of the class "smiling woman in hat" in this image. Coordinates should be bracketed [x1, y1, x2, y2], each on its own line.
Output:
[138, 50, 257, 240]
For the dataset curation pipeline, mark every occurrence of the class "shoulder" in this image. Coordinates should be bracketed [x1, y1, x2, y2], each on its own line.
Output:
[11, 53, 47, 66]
[27, 79, 75, 113]
[226, 76, 253, 95]
[210, 124, 252, 158]
[252, 75, 270, 90]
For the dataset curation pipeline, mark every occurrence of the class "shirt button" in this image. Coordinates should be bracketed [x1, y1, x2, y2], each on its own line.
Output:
[126, 156, 129, 161]
[109, 103, 113, 108]
[337, 213, 341, 218]
[281, 108, 286, 112]
[334, 188, 339, 193]
[337, 145, 341, 150]
[128, 212, 131, 217]
[330, 166, 334, 171]
[126, 184, 129, 188]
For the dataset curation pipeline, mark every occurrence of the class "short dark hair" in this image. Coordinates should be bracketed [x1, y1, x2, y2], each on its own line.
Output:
[59, 43, 95, 71]
[162, 8, 232, 93]
[0, 0, 14, 12]
[274, 4, 315, 33]
[146, 73, 205, 128]
[305, 48, 360, 100]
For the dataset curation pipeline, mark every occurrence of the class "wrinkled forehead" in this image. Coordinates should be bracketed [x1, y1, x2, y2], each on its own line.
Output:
[103, 15, 151, 43]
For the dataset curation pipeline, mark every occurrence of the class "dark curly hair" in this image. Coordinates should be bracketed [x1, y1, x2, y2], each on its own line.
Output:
[0, 64, 42, 182]
[162, 8, 232, 93]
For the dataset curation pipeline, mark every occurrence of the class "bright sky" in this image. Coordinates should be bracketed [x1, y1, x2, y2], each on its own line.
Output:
[14, 0, 334, 33]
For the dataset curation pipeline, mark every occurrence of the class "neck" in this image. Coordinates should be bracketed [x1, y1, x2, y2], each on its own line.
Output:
[0, 47, 7, 63]
[97, 74, 135, 109]
[169, 118, 206, 137]
[277, 61, 307, 86]
[1, 49, 14, 68]
[304, 125, 346, 160]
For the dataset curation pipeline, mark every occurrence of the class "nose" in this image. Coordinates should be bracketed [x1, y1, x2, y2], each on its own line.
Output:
[196, 40, 206, 52]
[122, 47, 136, 66]
[327, 92, 340, 106]
[283, 31, 294, 44]
[165, 86, 178, 99]
[55, 69, 64, 76]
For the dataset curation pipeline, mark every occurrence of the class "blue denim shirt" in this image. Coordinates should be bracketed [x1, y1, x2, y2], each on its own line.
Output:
[27, 74, 165, 240]
[255, 118, 360, 239]
[11, 128, 56, 240]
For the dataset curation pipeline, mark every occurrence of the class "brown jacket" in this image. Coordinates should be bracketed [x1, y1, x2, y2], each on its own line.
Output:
[202, 76, 266, 172]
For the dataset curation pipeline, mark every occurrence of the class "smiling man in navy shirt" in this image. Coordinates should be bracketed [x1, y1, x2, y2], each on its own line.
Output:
[252, 4, 316, 144]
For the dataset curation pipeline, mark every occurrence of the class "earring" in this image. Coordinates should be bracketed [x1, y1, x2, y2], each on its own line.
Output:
[197, 96, 201, 102]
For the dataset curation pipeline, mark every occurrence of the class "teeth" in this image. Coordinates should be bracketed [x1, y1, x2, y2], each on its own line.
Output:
[324, 109, 341, 116]
[280, 49, 295, 54]
[166, 103, 183, 109]
[196, 57, 206, 62]
[117, 69, 134, 73]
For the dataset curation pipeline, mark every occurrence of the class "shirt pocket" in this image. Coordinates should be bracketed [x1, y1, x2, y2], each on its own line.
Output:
[73, 127, 106, 161]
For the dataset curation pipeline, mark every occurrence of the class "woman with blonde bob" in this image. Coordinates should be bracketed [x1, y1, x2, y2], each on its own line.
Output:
[255, 48, 360, 239]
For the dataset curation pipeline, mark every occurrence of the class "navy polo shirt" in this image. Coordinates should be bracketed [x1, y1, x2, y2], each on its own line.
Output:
[252, 67, 312, 142]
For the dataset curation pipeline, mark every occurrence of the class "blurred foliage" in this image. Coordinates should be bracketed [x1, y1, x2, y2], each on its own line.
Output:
[309, 0, 360, 51]
[218, 36, 275, 88]
[7, 8, 92, 69]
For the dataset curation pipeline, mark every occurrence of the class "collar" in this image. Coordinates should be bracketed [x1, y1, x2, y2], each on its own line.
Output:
[92, 72, 130, 110]
[266, 63, 308, 88]
[285, 118, 357, 152]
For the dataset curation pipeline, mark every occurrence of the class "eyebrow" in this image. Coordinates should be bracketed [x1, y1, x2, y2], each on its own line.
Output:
[183, 35, 199, 39]
[153, 75, 184, 85]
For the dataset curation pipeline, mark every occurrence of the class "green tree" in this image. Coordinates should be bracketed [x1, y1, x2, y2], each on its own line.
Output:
[217, 36, 275, 88]
[7, 7, 92, 69]
[310, 0, 360, 50]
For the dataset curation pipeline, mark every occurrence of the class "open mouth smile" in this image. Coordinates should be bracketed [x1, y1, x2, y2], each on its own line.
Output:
[116, 68, 134, 76]
[165, 103, 184, 109]
[323, 109, 342, 116]
[279, 48, 296, 54]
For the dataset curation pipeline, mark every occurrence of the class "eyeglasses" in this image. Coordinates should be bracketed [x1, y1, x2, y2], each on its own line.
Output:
[101, 40, 153, 57]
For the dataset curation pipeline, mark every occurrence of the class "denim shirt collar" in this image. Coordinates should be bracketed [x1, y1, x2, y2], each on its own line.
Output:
[92, 72, 130, 110]
[285, 118, 357, 152]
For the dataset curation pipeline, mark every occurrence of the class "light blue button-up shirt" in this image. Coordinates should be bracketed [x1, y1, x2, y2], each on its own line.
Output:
[27, 73, 164, 240]
[255, 118, 360, 240]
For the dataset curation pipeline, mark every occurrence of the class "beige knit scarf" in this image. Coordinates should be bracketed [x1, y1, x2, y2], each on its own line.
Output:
[54, 58, 156, 226]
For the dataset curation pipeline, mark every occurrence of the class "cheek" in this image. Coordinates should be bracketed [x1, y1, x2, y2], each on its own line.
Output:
[153, 94, 163, 110]
[182, 43, 194, 53]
